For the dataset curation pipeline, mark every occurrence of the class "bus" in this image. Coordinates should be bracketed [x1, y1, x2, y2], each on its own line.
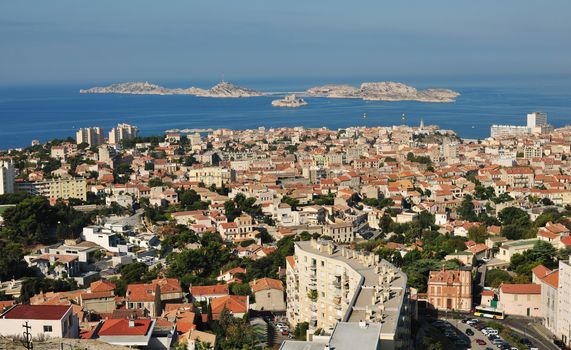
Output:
[474, 305, 505, 320]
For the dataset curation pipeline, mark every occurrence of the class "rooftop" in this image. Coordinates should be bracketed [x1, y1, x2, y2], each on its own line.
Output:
[1, 304, 70, 320]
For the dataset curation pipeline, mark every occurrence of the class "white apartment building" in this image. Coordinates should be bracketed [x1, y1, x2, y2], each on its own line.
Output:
[490, 125, 530, 138]
[558, 259, 571, 346]
[286, 239, 411, 350]
[81, 226, 129, 253]
[109, 123, 138, 145]
[527, 112, 548, 129]
[0, 160, 15, 194]
[76, 127, 104, 146]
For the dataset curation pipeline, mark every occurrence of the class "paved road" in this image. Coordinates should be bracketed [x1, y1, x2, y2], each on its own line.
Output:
[503, 317, 559, 350]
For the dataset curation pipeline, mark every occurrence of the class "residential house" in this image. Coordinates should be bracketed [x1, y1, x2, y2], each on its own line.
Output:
[189, 285, 229, 304]
[0, 304, 78, 339]
[427, 269, 472, 312]
[249, 278, 285, 311]
[126, 283, 162, 317]
[498, 283, 541, 317]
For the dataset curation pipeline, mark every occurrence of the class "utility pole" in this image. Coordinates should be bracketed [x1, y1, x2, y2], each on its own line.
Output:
[22, 321, 33, 350]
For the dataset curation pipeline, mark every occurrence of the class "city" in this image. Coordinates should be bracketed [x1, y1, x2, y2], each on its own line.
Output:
[0, 111, 570, 349]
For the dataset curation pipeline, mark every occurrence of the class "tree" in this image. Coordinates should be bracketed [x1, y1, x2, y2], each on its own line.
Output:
[457, 195, 477, 221]
[120, 262, 152, 284]
[229, 282, 251, 296]
[485, 269, 512, 287]
[498, 207, 530, 226]
[294, 322, 309, 340]
[468, 226, 488, 243]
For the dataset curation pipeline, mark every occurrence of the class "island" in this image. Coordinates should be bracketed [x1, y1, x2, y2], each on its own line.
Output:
[271, 94, 308, 107]
[305, 81, 460, 102]
[80, 81, 264, 98]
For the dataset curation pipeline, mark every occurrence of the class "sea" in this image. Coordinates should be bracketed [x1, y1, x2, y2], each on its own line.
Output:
[1, 75, 570, 150]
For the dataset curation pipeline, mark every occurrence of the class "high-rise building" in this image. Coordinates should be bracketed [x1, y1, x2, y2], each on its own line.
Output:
[557, 259, 571, 346]
[527, 112, 548, 129]
[0, 160, 15, 195]
[286, 239, 411, 349]
[76, 127, 104, 146]
[109, 123, 138, 145]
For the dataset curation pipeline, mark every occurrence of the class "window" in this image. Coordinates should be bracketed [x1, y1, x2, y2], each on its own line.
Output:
[44, 325, 53, 332]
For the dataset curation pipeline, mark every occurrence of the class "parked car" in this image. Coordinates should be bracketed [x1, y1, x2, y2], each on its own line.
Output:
[474, 323, 486, 331]
[466, 328, 474, 336]
[476, 339, 487, 345]
[467, 319, 479, 326]
[281, 330, 289, 336]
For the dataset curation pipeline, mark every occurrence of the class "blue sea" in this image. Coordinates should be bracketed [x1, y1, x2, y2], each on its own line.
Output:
[1, 75, 570, 150]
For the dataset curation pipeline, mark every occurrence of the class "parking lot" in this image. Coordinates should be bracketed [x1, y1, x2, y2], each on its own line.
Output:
[433, 317, 539, 350]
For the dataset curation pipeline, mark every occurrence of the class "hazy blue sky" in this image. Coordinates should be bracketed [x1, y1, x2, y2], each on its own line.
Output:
[1, 0, 570, 85]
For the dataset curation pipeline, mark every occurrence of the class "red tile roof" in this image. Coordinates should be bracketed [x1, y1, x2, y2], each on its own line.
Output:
[500, 283, 541, 295]
[97, 318, 153, 336]
[152, 278, 182, 294]
[126, 283, 159, 302]
[210, 295, 248, 317]
[1, 304, 70, 320]
[90, 280, 116, 293]
[285, 256, 295, 269]
[531, 265, 551, 280]
[249, 278, 283, 293]
[542, 271, 559, 289]
[190, 284, 229, 297]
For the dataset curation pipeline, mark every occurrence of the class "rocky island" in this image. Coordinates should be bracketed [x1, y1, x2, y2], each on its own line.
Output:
[80, 81, 264, 98]
[271, 94, 308, 107]
[305, 81, 460, 102]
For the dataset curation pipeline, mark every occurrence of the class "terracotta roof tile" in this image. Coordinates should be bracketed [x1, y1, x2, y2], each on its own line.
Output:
[500, 283, 541, 295]
[1, 305, 71, 320]
[97, 318, 153, 336]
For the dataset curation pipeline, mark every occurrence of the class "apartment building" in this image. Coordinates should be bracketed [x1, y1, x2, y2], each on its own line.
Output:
[76, 127, 104, 146]
[17, 178, 87, 201]
[0, 160, 15, 194]
[322, 221, 355, 243]
[286, 239, 411, 350]
[500, 167, 535, 188]
[108, 123, 138, 145]
[558, 259, 571, 346]
[426, 269, 472, 312]
[186, 167, 236, 187]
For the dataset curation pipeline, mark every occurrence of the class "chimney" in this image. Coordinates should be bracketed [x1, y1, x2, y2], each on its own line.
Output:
[359, 320, 368, 328]
[128, 319, 135, 328]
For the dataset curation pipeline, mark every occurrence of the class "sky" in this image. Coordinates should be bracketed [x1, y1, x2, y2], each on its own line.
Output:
[1, 0, 570, 85]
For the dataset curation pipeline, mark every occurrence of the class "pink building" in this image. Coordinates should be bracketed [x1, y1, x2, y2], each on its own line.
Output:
[498, 283, 541, 317]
